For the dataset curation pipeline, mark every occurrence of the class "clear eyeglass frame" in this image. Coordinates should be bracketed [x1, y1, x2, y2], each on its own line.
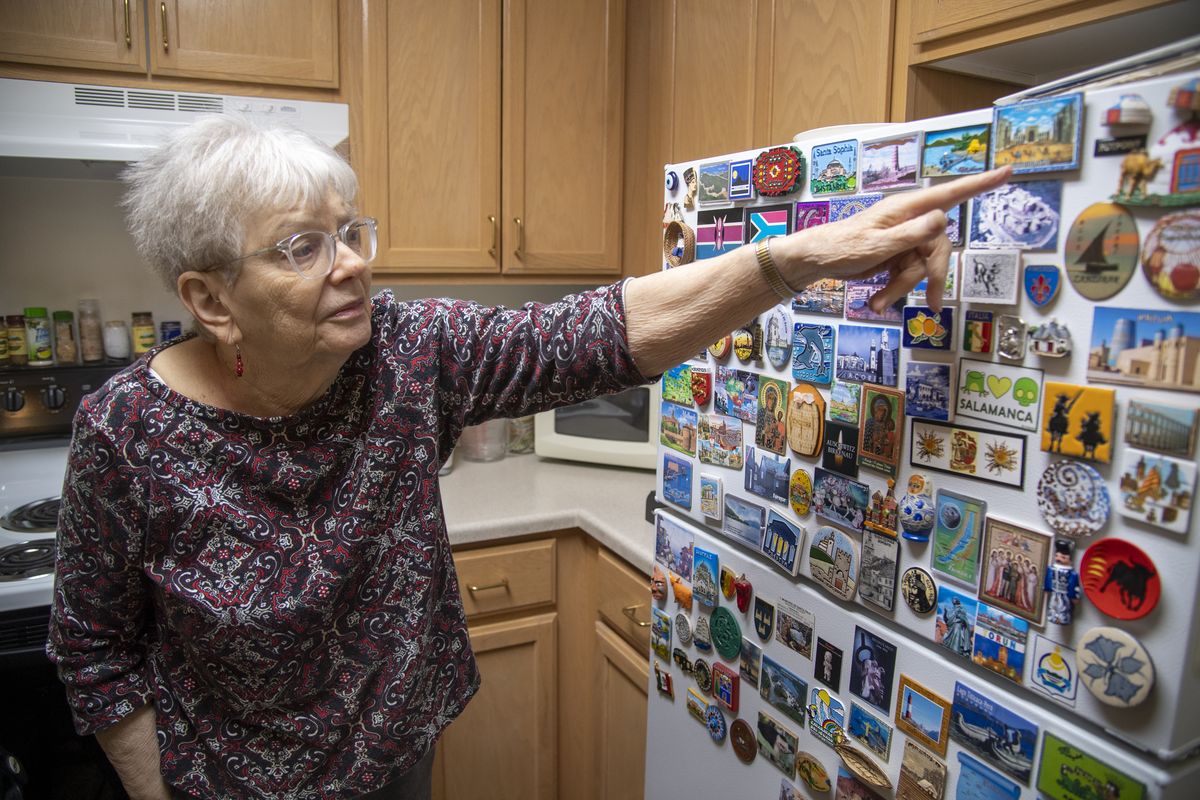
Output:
[208, 216, 378, 279]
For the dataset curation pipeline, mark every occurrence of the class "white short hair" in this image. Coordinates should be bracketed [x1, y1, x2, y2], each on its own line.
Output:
[121, 114, 358, 289]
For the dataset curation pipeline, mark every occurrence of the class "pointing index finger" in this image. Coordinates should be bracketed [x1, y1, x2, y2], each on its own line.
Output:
[888, 166, 1013, 216]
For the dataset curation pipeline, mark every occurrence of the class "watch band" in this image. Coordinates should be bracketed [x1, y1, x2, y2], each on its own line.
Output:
[755, 236, 798, 299]
[664, 220, 696, 267]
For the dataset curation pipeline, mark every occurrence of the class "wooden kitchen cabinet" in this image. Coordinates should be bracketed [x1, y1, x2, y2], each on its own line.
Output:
[357, 0, 625, 277]
[621, 0, 895, 278]
[0, 0, 337, 88]
[0, 0, 146, 73]
[594, 620, 649, 800]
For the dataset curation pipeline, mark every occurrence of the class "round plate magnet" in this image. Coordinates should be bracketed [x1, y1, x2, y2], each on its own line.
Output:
[706, 704, 728, 742]
[1077, 625, 1155, 707]
[1142, 211, 1200, 301]
[709, 335, 732, 360]
[1081, 538, 1160, 620]
[900, 567, 937, 615]
[730, 719, 757, 764]
[733, 328, 755, 362]
[710, 607, 742, 660]
[1037, 460, 1110, 538]
[675, 612, 694, 646]
[693, 658, 713, 693]
[765, 306, 792, 369]
[789, 468, 813, 516]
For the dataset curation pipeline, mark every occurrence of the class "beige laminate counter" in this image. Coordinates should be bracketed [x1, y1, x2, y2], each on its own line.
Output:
[439, 454, 656, 575]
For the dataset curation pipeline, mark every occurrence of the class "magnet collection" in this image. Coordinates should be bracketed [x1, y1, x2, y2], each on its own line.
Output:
[650, 80, 1197, 797]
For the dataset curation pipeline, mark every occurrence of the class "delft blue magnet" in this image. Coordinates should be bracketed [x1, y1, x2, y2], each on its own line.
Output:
[899, 474, 936, 541]
[1024, 264, 1061, 307]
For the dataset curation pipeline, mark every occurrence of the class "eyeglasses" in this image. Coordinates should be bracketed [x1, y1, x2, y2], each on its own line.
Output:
[210, 217, 378, 279]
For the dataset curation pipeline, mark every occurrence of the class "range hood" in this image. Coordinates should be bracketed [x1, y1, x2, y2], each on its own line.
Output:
[0, 77, 348, 163]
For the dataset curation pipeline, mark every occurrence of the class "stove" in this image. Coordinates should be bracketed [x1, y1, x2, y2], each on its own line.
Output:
[0, 445, 68, 614]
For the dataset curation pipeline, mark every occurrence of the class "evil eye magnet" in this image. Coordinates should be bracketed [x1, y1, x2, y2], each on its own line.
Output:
[666, 170, 680, 193]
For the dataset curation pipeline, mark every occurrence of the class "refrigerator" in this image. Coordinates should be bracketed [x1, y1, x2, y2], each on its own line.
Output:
[646, 56, 1200, 800]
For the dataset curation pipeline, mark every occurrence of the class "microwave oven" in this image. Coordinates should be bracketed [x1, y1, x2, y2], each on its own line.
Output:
[533, 382, 661, 470]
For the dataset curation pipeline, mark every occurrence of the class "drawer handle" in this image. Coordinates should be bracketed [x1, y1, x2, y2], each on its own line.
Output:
[467, 578, 510, 593]
[622, 604, 651, 627]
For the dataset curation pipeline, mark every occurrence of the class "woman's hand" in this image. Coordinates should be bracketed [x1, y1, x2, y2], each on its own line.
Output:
[774, 166, 1012, 312]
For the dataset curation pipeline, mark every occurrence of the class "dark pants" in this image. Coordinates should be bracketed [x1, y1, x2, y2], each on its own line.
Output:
[357, 747, 435, 800]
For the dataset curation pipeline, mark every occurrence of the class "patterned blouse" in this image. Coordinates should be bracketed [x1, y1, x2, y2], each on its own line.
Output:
[47, 284, 647, 798]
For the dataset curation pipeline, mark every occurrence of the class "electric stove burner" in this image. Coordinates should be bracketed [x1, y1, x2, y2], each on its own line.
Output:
[1, 498, 61, 533]
[0, 541, 56, 582]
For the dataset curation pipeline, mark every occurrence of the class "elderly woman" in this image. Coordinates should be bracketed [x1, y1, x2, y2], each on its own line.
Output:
[47, 114, 1006, 799]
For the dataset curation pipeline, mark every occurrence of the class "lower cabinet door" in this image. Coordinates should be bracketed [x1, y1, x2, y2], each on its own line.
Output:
[594, 620, 649, 800]
[433, 612, 557, 800]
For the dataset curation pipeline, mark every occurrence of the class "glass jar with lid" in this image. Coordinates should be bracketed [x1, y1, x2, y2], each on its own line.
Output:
[24, 307, 53, 367]
[5, 315, 27, 366]
[131, 311, 156, 355]
[53, 311, 77, 364]
[104, 320, 131, 362]
[78, 299, 105, 363]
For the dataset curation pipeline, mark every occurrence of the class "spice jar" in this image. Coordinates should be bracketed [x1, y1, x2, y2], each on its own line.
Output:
[53, 311, 77, 364]
[103, 320, 131, 361]
[78, 299, 104, 363]
[0, 327, 8, 368]
[5, 315, 27, 367]
[131, 311, 156, 355]
[160, 320, 183, 342]
[24, 307, 53, 366]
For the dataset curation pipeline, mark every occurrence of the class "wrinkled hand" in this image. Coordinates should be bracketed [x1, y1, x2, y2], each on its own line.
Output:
[776, 166, 1012, 312]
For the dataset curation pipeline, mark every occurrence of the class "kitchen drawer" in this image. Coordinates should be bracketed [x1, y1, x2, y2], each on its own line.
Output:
[454, 538, 556, 618]
[596, 548, 651, 656]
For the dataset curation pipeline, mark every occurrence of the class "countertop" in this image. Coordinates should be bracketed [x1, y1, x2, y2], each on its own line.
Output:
[439, 454, 656, 574]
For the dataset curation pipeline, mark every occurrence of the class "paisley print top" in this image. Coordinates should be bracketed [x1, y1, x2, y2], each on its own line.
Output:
[47, 284, 647, 798]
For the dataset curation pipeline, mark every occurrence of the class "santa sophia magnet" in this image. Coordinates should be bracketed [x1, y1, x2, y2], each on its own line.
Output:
[1076, 625, 1155, 707]
[1080, 537, 1160, 620]
[810, 139, 859, 195]
[1142, 211, 1200, 301]
[1036, 460, 1110, 538]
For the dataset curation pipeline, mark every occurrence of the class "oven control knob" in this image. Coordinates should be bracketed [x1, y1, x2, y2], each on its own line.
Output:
[42, 384, 67, 410]
[3, 387, 24, 413]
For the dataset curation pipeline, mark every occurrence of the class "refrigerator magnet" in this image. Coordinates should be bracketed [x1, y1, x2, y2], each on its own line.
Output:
[991, 93, 1083, 174]
[1028, 318, 1073, 358]
[861, 131, 920, 192]
[753, 598, 775, 641]
[830, 192, 884, 222]
[758, 710, 802, 776]
[787, 383, 825, 458]
[729, 718, 757, 764]
[792, 322, 835, 386]
[650, 565, 668, 603]
[697, 161, 730, 205]
[859, 533, 899, 613]
[978, 517, 1052, 625]
[1036, 460, 1110, 537]
[762, 510, 805, 576]
[863, 478, 899, 537]
[699, 413, 743, 470]
[1077, 626, 1155, 707]
[674, 613, 693, 648]
[745, 447, 790, 504]
[719, 565, 737, 601]
[807, 687, 847, 749]
[789, 468, 813, 517]
[1023, 263, 1061, 307]
[755, 377, 789, 456]
[922, 122, 990, 178]
[1028, 634, 1078, 707]
[808, 526, 861, 601]
[728, 158, 754, 201]
[995, 314, 1028, 360]
[971, 603, 1030, 685]
[1080, 537, 1160, 620]
[672, 648, 693, 676]
[1064, 202, 1139, 300]
[835, 741, 892, 792]
[651, 607, 671, 660]
[900, 567, 937, 615]
[710, 607, 742, 660]
[849, 626, 898, 713]
[847, 702, 894, 762]
[810, 139, 858, 195]
[1142, 211, 1200, 300]
[753, 147, 805, 196]
[693, 658, 713, 692]
[815, 638, 843, 692]
[795, 752, 832, 792]
[1037, 732, 1146, 800]
[686, 687, 714, 724]
[694, 616, 712, 653]
[899, 473, 937, 541]
[699, 473, 723, 520]
[962, 309, 994, 354]
[934, 584, 977, 660]
[959, 250, 1021, 305]
[902, 305, 954, 351]
[690, 367, 713, 407]
[654, 661, 674, 699]
[765, 306, 792, 369]
[760, 654, 806, 726]
[813, 468, 869, 533]
[745, 203, 794, 246]
[693, 547, 720, 607]
[858, 383, 904, 478]
[969, 180, 1063, 250]
[712, 662, 740, 712]
[696, 207, 745, 259]
[740, 639, 762, 689]
[899, 740, 947, 800]
[895, 676, 952, 757]
[706, 704, 728, 742]
[949, 681, 1037, 784]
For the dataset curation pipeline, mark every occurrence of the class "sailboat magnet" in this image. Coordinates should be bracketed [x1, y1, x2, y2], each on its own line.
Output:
[1063, 202, 1139, 300]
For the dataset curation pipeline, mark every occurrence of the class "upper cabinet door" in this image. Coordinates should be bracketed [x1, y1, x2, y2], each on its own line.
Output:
[0, 0, 146, 72]
[364, 0, 502, 274]
[148, 0, 338, 87]
[501, 0, 625, 275]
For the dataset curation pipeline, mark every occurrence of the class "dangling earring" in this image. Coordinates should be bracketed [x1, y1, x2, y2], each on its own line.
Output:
[235, 344, 244, 378]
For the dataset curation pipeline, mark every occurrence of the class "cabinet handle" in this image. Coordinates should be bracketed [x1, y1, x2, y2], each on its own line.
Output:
[160, 2, 169, 52]
[467, 578, 509, 593]
[123, 0, 131, 47]
[488, 215, 497, 259]
[513, 217, 524, 258]
[622, 604, 651, 627]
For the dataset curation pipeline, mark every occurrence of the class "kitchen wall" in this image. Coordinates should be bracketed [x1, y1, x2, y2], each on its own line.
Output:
[0, 172, 599, 342]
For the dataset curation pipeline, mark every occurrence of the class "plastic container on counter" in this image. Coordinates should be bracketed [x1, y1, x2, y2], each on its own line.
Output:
[24, 307, 53, 366]
[131, 311, 156, 354]
[78, 299, 105, 362]
[507, 416, 535, 454]
[459, 419, 508, 462]
[5, 315, 27, 366]
[53, 311, 77, 365]
[103, 320, 131, 361]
